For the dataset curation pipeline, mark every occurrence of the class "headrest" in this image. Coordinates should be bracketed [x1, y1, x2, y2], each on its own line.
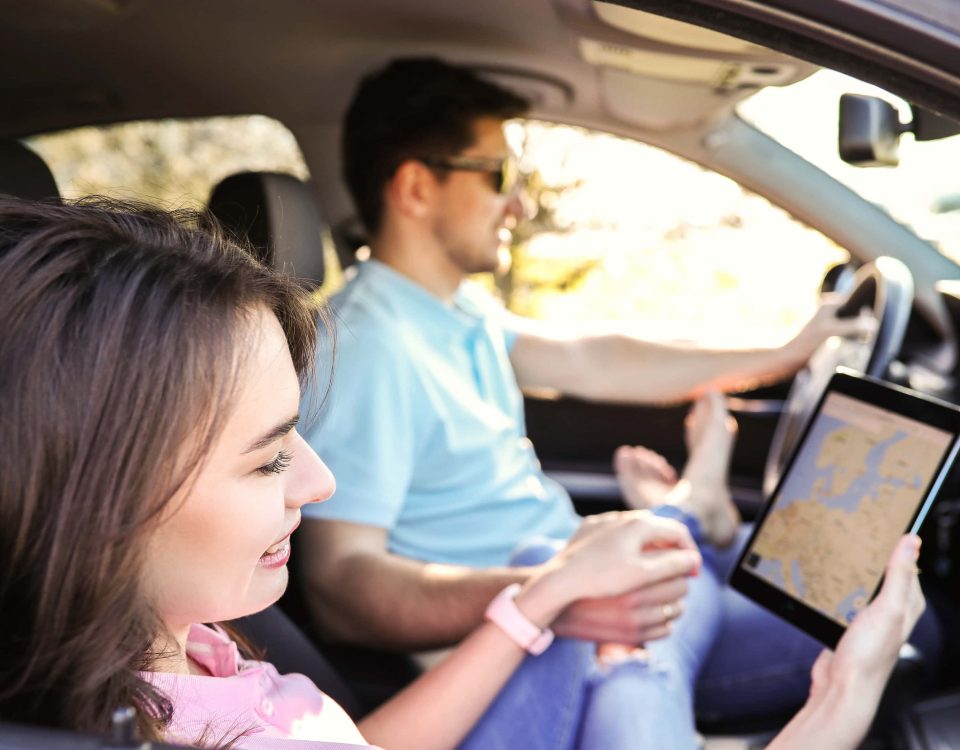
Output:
[208, 172, 325, 288]
[0, 140, 60, 201]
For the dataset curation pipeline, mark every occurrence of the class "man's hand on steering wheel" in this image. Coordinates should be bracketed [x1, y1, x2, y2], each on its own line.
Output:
[782, 293, 878, 371]
[763, 258, 914, 496]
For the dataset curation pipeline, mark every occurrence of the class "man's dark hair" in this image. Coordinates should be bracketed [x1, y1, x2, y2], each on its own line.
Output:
[342, 57, 529, 234]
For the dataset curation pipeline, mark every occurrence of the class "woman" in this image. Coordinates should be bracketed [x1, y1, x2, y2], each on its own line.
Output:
[0, 198, 923, 750]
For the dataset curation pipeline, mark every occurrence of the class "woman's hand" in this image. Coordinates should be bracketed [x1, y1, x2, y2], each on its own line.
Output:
[769, 534, 924, 750]
[515, 510, 701, 639]
[812, 534, 924, 702]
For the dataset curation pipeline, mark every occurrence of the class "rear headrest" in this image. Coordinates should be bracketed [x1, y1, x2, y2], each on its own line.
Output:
[208, 172, 325, 288]
[0, 140, 60, 201]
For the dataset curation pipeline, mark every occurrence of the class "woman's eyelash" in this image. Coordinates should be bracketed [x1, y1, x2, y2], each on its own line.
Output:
[256, 449, 293, 476]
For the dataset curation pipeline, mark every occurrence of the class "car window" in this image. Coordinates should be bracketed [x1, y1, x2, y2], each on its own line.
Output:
[739, 69, 960, 265]
[481, 120, 847, 347]
[24, 115, 346, 292]
[26, 115, 309, 208]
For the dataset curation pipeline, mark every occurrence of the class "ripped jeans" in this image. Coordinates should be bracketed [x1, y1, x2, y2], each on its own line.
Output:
[456, 510, 943, 750]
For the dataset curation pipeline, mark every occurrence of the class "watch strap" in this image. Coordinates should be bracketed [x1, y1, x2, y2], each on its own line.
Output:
[484, 583, 555, 655]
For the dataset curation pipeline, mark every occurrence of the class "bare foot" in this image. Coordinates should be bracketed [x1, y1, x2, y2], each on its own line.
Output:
[675, 391, 740, 548]
[613, 445, 678, 510]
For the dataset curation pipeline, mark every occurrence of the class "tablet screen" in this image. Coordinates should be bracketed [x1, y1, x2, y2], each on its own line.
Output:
[740, 390, 955, 627]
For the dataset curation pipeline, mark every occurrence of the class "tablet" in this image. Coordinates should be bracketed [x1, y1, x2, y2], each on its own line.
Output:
[730, 369, 960, 648]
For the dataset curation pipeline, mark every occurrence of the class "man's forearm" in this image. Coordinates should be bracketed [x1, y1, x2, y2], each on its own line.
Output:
[511, 298, 863, 404]
[302, 551, 534, 650]
[553, 334, 799, 404]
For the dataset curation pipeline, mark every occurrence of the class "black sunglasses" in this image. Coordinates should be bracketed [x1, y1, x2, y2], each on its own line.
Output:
[420, 154, 519, 196]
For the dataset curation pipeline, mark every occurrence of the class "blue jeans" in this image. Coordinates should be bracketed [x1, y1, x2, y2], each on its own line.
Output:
[456, 513, 943, 750]
[458, 529, 722, 749]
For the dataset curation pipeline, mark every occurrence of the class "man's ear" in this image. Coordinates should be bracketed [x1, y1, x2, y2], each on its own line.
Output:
[386, 160, 436, 220]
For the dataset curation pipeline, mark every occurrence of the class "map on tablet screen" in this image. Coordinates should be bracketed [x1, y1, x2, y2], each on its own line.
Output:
[741, 390, 954, 626]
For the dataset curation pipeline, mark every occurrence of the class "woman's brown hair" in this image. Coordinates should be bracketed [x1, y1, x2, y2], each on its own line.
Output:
[0, 197, 322, 739]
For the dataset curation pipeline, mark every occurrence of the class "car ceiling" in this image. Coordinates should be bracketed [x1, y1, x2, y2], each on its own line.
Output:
[0, 0, 817, 140]
[3, 0, 959, 348]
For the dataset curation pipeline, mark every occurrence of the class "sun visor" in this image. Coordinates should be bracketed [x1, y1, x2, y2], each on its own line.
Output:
[579, 38, 799, 88]
[592, 2, 766, 54]
[595, 66, 736, 130]
[556, 1, 815, 129]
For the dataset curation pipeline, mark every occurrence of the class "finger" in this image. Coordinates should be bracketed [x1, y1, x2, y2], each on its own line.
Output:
[633, 514, 699, 553]
[571, 618, 677, 645]
[809, 649, 833, 693]
[622, 577, 689, 608]
[656, 599, 684, 624]
[555, 618, 652, 644]
[638, 623, 671, 643]
[622, 599, 685, 630]
[832, 313, 878, 338]
[874, 535, 921, 610]
[906, 581, 926, 637]
[567, 588, 687, 631]
[870, 536, 926, 641]
[817, 293, 844, 309]
[632, 548, 701, 586]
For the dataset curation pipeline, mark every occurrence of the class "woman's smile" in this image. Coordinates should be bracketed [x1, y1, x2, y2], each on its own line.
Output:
[258, 516, 301, 568]
[258, 538, 292, 569]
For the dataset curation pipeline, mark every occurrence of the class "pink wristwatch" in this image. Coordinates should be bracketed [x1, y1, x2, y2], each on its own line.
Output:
[485, 583, 555, 655]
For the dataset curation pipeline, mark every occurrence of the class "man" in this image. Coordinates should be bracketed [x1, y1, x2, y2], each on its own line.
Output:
[298, 58, 936, 728]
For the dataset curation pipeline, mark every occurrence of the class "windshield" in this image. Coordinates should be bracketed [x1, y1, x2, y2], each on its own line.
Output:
[739, 69, 960, 265]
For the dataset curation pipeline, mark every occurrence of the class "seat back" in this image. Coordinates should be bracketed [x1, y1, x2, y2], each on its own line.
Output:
[0, 140, 60, 201]
[208, 171, 326, 287]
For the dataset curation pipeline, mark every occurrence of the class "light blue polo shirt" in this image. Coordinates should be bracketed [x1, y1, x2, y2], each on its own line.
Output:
[301, 259, 580, 567]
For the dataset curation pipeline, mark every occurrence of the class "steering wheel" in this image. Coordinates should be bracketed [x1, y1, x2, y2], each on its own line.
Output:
[761, 256, 914, 497]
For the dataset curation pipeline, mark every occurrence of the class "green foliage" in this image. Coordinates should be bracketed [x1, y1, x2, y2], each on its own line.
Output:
[494, 164, 599, 315]
[26, 115, 309, 209]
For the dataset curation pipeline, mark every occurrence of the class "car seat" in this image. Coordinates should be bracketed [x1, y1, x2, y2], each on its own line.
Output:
[208, 171, 326, 286]
[0, 140, 60, 201]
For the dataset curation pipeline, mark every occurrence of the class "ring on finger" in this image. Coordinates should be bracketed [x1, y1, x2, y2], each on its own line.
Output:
[662, 603, 674, 620]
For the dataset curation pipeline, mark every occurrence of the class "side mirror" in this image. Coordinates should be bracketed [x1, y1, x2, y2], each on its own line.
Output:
[912, 106, 960, 141]
[839, 94, 960, 167]
[838, 94, 904, 166]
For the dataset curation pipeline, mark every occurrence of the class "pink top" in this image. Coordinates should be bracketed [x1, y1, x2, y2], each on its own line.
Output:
[144, 624, 381, 750]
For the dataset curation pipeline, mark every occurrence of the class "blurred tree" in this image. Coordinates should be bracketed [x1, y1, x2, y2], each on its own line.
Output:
[26, 115, 309, 208]
[493, 165, 599, 315]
